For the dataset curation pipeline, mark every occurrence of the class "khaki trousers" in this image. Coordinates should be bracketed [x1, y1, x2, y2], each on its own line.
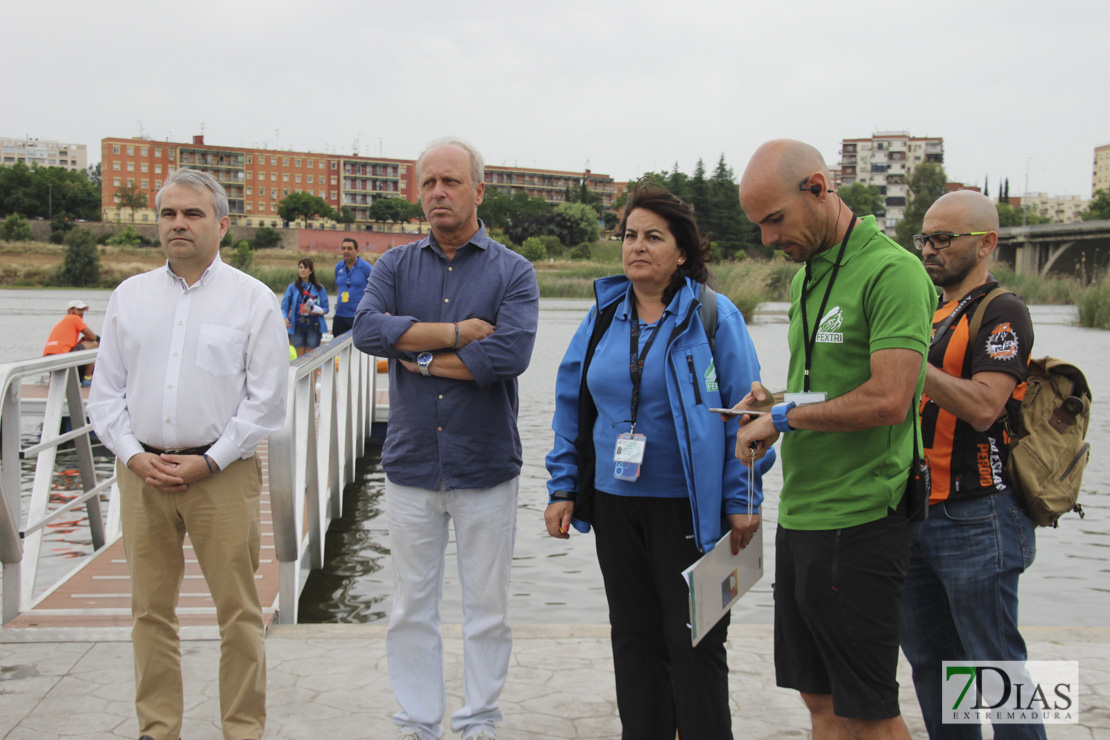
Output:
[119, 455, 266, 740]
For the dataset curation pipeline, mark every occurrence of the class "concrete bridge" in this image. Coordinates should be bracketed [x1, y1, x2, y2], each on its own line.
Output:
[996, 219, 1110, 280]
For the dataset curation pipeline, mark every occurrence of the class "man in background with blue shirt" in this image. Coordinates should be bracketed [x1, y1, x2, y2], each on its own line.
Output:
[332, 237, 372, 336]
[352, 137, 539, 740]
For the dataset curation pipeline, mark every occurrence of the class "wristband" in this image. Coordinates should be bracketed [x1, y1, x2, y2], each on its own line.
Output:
[453, 322, 461, 349]
[203, 454, 216, 476]
[771, 401, 797, 434]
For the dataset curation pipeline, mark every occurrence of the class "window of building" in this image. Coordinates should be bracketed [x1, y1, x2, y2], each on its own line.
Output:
[331, 191, 337, 199]
[141, 163, 148, 173]
[246, 203, 252, 212]
[127, 162, 135, 172]
[295, 174, 301, 183]
[168, 152, 175, 162]
[246, 187, 252, 195]
[113, 161, 121, 171]
[141, 147, 148, 156]
[271, 188, 277, 198]
[283, 189, 289, 197]
[319, 191, 325, 197]
[319, 161, 325, 169]
[128, 179, 135, 187]
[113, 177, 121, 187]
[155, 148, 162, 157]
[246, 156, 252, 164]
[271, 173, 277, 181]
[283, 174, 289, 182]
[295, 159, 301, 167]
[142, 179, 149, 188]
[307, 175, 314, 184]
[113, 145, 120, 154]
[331, 162, 337, 170]
[128, 146, 135, 155]
[283, 158, 289, 166]
[155, 164, 162, 174]
[330, 176, 337, 185]
[155, 180, 162, 188]
[270, 157, 277, 166]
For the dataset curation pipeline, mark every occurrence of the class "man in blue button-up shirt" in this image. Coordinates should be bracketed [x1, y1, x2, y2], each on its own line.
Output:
[352, 137, 538, 740]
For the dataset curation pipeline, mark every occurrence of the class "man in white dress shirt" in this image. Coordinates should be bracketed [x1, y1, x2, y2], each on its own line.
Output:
[88, 168, 288, 740]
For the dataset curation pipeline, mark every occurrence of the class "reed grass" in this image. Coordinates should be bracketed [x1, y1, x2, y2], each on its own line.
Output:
[1077, 273, 1110, 329]
[992, 265, 1080, 305]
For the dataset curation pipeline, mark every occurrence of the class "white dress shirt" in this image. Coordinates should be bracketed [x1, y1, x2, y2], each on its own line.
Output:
[88, 257, 289, 471]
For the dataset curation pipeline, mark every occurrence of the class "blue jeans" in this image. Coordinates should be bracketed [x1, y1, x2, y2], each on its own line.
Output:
[901, 490, 1045, 739]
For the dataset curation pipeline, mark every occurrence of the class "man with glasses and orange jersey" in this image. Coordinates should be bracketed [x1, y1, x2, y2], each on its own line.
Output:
[902, 189, 1043, 739]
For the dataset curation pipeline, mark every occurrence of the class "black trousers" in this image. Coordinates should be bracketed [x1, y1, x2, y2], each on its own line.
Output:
[593, 491, 732, 740]
[331, 314, 354, 336]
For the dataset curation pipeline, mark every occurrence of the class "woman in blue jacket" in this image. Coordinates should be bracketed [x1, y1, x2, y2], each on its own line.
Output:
[545, 182, 773, 740]
[281, 257, 329, 357]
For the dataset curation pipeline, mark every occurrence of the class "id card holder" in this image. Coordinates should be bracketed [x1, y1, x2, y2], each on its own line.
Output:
[614, 432, 646, 482]
[784, 391, 827, 406]
[341, 291, 350, 303]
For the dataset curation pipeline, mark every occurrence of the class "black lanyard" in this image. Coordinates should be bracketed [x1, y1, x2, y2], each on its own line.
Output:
[340, 261, 354, 293]
[628, 301, 663, 432]
[800, 215, 857, 393]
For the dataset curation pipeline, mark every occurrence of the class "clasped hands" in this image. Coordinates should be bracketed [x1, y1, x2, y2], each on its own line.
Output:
[127, 452, 219, 493]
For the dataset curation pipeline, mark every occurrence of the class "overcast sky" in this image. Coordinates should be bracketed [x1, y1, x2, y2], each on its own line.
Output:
[6, 0, 1107, 197]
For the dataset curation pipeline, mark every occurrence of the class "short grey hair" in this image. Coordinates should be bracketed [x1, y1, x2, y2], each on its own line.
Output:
[155, 167, 230, 221]
[416, 137, 485, 186]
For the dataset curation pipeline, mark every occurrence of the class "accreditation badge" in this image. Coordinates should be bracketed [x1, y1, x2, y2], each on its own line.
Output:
[341, 291, 350, 303]
[613, 432, 646, 482]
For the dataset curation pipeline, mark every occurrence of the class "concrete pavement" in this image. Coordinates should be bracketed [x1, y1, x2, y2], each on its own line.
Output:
[0, 624, 1106, 739]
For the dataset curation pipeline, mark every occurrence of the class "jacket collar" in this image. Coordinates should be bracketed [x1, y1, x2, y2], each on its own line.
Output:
[593, 274, 701, 321]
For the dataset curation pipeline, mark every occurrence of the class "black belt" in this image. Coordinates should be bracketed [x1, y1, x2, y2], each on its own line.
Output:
[141, 442, 213, 457]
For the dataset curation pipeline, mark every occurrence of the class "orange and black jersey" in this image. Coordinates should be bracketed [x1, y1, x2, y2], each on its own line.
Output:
[919, 282, 1033, 504]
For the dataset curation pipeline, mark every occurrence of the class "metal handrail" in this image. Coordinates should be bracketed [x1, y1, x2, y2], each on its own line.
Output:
[268, 333, 379, 623]
[0, 349, 107, 624]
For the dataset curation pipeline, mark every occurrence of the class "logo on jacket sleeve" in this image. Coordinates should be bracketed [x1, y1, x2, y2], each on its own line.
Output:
[986, 322, 1019, 360]
[705, 359, 719, 392]
[817, 306, 844, 344]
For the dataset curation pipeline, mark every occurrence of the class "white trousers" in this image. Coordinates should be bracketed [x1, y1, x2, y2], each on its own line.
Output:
[385, 477, 518, 739]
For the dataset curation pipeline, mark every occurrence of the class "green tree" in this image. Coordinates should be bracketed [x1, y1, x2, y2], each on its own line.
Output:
[1, 213, 34, 241]
[230, 241, 253, 271]
[277, 191, 336, 227]
[106, 225, 143, 246]
[368, 196, 411, 224]
[838, 183, 885, 218]
[0, 162, 100, 221]
[478, 188, 514, 229]
[252, 226, 283, 249]
[56, 228, 100, 286]
[554, 201, 600, 245]
[1080, 189, 1110, 221]
[705, 154, 759, 259]
[337, 206, 356, 224]
[895, 162, 948, 249]
[518, 236, 548, 262]
[116, 182, 147, 223]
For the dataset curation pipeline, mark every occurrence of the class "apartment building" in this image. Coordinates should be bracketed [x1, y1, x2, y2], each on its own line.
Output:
[1, 136, 87, 172]
[1021, 192, 1090, 223]
[485, 166, 617, 208]
[101, 135, 616, 226]
[838, 132, 944, 236]
[1094, 144, 1110, 197]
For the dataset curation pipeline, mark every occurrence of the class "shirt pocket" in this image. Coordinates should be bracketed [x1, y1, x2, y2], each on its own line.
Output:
[197, 324, 247, 377]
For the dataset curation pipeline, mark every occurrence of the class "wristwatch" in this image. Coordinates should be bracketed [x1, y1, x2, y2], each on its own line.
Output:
[771, 401, 797, 433]
[417, 352, 434, 377]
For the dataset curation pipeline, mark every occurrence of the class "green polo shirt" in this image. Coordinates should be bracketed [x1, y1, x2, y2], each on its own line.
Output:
[779, 215, 936, 530]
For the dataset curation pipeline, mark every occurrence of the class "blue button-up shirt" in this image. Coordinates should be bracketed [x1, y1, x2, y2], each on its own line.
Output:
[334, 256, 373, 319]
[352, 222, 539, 490]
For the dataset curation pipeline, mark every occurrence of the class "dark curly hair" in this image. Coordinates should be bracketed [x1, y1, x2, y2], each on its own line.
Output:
[619, 180, 711, 306]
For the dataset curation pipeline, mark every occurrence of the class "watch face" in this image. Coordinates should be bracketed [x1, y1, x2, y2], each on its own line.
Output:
[418, 352, 432, 365]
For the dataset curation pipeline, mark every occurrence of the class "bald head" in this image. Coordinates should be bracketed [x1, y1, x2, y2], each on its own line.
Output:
[926, 190, 1000, 232]
[740, 139, 830, 198]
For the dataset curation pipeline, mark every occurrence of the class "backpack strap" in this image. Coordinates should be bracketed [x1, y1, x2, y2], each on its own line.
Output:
[698, 284, 719, 354]
[966, 286, 1013, 344]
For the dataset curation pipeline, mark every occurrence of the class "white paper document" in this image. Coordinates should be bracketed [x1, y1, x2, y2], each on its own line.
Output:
[682, 526, 764, 646]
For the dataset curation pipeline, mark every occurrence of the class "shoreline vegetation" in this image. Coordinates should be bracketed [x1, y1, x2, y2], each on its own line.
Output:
[3, 239, 1108, 329]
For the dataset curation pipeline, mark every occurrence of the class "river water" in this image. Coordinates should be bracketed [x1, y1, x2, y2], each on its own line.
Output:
[2, 290, 1107, 625]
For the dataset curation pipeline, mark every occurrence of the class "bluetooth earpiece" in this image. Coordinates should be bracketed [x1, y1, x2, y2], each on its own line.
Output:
[798, 176, 824, 196]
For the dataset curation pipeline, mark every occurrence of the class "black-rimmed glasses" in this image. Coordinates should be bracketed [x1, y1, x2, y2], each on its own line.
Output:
[912, 231, 990, 251]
